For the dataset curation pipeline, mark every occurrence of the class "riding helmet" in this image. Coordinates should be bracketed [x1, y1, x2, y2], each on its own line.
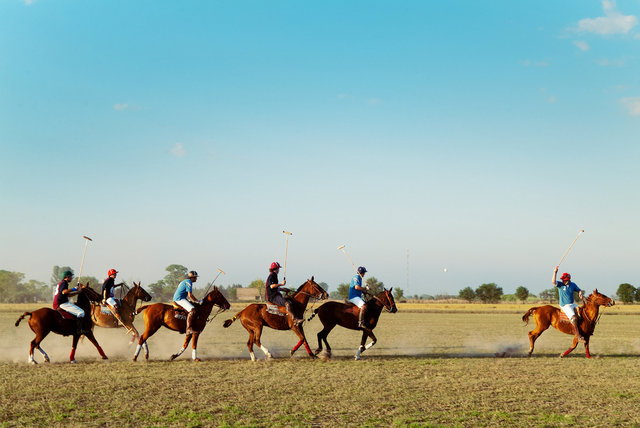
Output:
[108, 268, 118, 276]
[560, 272, 571, 281]
[187, 270, 198, 278]
[357, 266, 367, 274]
[270, 262, 282, 270]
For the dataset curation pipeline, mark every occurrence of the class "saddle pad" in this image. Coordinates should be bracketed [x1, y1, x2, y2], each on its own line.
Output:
[558, 309, 581, 323]
[266, 304, 285, 316]
[57, 308, 75, 320]
[99, 305, 113, 315]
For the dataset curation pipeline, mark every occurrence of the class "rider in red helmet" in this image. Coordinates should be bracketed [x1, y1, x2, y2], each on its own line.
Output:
[265, 262, 303, 326]
[102, 268, 126, 327]
[553, 266, 585, 342]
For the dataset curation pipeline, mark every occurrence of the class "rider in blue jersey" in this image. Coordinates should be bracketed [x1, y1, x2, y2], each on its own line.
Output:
[348, 266, 369, 328]
[173, 270, 200, 334]
[553, 266, 585, 342]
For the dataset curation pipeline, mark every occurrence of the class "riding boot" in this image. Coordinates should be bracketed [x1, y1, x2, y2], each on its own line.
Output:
[186, 310, 196, 335]
[285, 301, 303, 326]
[76, 317, 83, 335]
[358, 304, 367, 328]
[570, 316, 585, 343]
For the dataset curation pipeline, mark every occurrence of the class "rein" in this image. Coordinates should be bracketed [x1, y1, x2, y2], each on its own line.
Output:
[206, 305, 227, 323]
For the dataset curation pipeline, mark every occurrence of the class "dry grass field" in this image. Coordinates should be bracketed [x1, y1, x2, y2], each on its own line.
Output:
[2, 301, 640, 427]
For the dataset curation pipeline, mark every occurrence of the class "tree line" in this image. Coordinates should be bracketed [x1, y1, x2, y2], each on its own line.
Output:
[0, 264, 406, 303]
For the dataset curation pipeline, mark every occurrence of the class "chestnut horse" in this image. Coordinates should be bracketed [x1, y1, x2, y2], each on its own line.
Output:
[310, 288, 397, 360]
[90, 281, 152, 345]
[522, 289, 615, 358]
[132, 286, 230, 362]
[14, 285, 108, 364]
[222, 277, 328, 361]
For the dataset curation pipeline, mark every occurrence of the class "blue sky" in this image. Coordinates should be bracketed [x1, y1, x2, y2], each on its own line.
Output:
[1, 0, 639, 297]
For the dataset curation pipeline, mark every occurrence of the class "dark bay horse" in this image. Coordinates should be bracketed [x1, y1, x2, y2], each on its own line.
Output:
[222, 277, 328, 361]
[310, 288, 397, 360]
[522, 289, 615, 358]
[91, 282, 152, 345]
[14, 285, 108, 364]
[132, 286, 230, 362]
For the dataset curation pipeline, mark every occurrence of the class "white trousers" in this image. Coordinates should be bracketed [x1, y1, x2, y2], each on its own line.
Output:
[561, 303, 578, 319]
[59, 302, 85, 318]
[175, 299, 194, 312]
[106, 297, 118, 307]
[349, 296, 365, 308]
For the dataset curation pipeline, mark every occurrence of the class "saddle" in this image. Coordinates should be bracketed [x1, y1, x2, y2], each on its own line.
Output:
[56, 308, 75, 320]
[265, 304, 286, 317]
[558, 308, 582, 323]
[171, 302, 188, 319]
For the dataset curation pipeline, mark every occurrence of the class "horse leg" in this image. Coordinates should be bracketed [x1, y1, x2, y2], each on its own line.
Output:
[84, 331, 108, 360]
[527, 324, 549, 357]
[134, 323, 160, 361]
[291, 325, 315, 359]
[191, 333, 200, 361]
[560, 336, 579, 358]
[29, 338, 38, 364]
[363, 330, 377, 353]
[584, 337, 592, 359]
[253, 326, 272, 360]
[70, 335, 80, 363]
[246, 329, 257, 361]
[37, 345, 50, 363]
[291, 339, 304, 357]
[315, 322, 336, 356]
[355, 330, 370, 360]
[170, 334, 192, 361]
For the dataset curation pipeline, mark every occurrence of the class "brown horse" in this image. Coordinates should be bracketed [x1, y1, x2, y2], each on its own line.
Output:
[310, 288, 397, 360]
[90, 281, 152, 345]
[14, 284, 108, 364]
[132, 286, 230, 362]
[222, 277, 328, 361]
[522, 289, 615, 358]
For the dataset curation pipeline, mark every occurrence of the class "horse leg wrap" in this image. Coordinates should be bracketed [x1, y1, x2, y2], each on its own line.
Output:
[365, 341, 375, 351]
[250, 352, 256, 362]
[134, 344, 142, 359]
[28, 354, 35, 364]
[260, 345, 271, 358]
[37, 346, 50, 362]
[292, 340, 303, 352]
[303, 342, 312, 355]
[192, 349, 197, 360]
[355, 349, 362, 360]
[70, 348, 76, 362]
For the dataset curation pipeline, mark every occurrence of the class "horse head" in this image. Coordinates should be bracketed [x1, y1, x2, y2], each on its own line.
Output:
[204, 286, 231, 310]
[377, 288, 397, 313]
[588, 288, 615, 307]
[299, 276, 329, 301]
[132, 282, 152, 303]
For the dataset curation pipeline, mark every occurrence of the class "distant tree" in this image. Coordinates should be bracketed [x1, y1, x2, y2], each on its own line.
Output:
[515, 286, 529, 303]
[77, 276, 100, 289]
[219, 284, 242, 301]
[163, 264, 189, 290]
[365, 277, 384, 295]
[475, 283, 503, 303]
[634, 288, 640, 303]
[330, 283, 350, 299]
[393, 288, 404, 301]
[539, 287, 559, 303]
[617, 283, 636, 304]
[459, 286, 476, 302]
[50, 265, 73, 288]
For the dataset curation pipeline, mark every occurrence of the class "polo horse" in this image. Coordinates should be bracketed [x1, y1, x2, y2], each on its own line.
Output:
[14, 284, 108, 364]
[132, 286, 230, 362]
[90, 281, 152, 345]
[522, 289, 615, 358]
[310, 288, 397, 360]
[223, 277, 328, 361]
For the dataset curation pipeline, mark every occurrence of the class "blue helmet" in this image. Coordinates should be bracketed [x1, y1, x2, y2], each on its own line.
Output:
[357, 266, 367, 275]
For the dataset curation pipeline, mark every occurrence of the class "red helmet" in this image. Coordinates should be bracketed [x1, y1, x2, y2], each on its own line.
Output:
[270, 262, 282, 270]
[560, 272, 571, 281]
[108, 269, 118, 276]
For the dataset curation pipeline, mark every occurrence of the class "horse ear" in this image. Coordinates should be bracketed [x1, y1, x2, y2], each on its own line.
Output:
[389, 287, 393, 293]
[311, 275, 314, 281]
[594, 288, 598, 293]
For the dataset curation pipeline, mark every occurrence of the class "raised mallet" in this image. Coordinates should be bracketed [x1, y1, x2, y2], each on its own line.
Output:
[337, 245, 359, 274]
[557, 229, 585, 268]
[77, 235, 93, 285]
[204, 268, 226, 295]
[283, 230, 292, 280]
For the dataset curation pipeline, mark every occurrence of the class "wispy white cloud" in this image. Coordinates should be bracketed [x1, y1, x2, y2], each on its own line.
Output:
[521, 59, 549, 67]
[113, 103, 128, 111]
[573, 40, 590, 51]
[575, 0, 637, 35]
[539, 88, 557, 104]
[368, 98, 381, 105]
[170, 143, 186, 157]
[596, 58, 625, 67]
[621, 97, 640, 116]
[22, 0, 34, 5]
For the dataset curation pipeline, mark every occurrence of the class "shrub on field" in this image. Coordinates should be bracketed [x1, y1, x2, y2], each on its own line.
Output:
[459, 286, 476, 302]
[617, 283, 636, 304]
[475, 283, 503, 303]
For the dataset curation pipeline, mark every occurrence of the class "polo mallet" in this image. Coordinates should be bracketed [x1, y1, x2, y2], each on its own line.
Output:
[77, 235, 93, 286]
[283, 230, 292, 280]
[204, 268, 226, 295]
[557, 229, 585, 268]
[337, 245, 359, 274]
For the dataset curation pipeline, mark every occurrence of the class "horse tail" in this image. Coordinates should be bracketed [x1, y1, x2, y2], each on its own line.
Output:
[223, 311, 242, 328]
[522, 307, 537, 324]
[307, 307, 320, 322]
[136, 305, 151, 313]
[15, 312, 32, 327]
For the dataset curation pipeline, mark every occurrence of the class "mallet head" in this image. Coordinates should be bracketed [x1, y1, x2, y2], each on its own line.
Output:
[283, 230, 292, 235]
[217, 268, 226, 274]
[82, 235, 93, 241]
[337, 245, 345, 250]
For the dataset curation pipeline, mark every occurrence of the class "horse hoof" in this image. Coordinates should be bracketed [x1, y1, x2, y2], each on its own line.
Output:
[132, 357, 137, 362]
[170, 355, 177, 361]
[70, 360, 77, 364]
[102, 356, 108, 360]
[29, 360, 37, 365]
[194, 358, 200, 362]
